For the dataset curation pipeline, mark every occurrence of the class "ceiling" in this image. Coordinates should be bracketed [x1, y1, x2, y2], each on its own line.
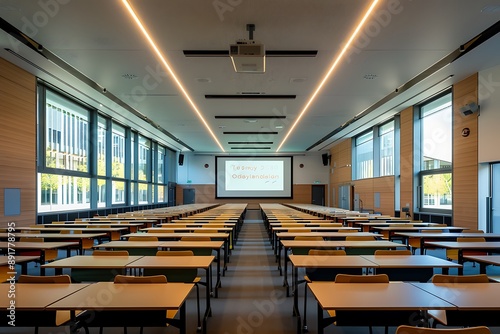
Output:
[1, 0, 499, 154]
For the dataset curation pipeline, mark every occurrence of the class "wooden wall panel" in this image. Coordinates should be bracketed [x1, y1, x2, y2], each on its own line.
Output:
[176, 184, 316, 206]
[373, 176, 395, 214]
[0, 58, 37, 228]
[329, 139, 352, 207]
[453, 74, 478, 230]
[400, 106, 414, 213]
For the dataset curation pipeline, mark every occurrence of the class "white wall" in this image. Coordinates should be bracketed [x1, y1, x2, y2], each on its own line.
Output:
[478, 64, 500, 163]
[176, 153, 330, 185]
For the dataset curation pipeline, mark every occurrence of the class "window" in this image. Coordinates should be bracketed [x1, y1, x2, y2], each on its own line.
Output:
[355, 131, 373, 179]
[97, 116, 107, 176]
[418, 92, 452, 211]
[138, 135, 150, 182]
[112, 123, 126, 179]
[379, 121, 394, 177]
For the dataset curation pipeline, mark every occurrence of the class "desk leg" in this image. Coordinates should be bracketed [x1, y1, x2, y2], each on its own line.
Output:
[317, 302, 324, 334]
[479, 262, 487, 274]
[203, 267, 212, 334]
[458, 249, 464, 275]
[223, 241, 228, 275]
[180, 300, 186, 334]
[278, 243, 283, 275]
[292, 265, 299, 317]
[284, 251, 289, 295]
[215, 248, 222, 295]
[40, 251, 46, 276]
[420, 238, 425, 255]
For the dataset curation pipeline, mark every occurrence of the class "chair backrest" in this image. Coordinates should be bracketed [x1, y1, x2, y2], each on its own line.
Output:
[149, 229, 175, 233]
[308, 249, 346, 256]
[456, 237, 486, 243]
[156, 250, 194, 256]
[335, 273, 389, 283]
[194, 229, 218, 233]
[128, 236, 158, 242]
[93, 250, 130, 256]
[431, 274, 490, 283]
[294, 236, 324, 241]
[395, 325, 491, 334]
[114, 274, 167, 284]
[374, 249, 412, 255]
[340, 229, 358, 233]
[19, 237, 44, 242]
[345, 235, 376, 241]
[18, 274, 71, 283]
[181, 236, 211, 241]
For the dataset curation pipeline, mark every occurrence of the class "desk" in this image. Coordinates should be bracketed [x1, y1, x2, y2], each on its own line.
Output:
[279, 240, 404, 276]
[48, 281, 193, 334]
[0, 283, 90, 330]
[44, 222, 145, 233]
[354, 221, 435, 232]
[462, 255, 500, 274]
[308, 282, 455, 334]
[271, 227, 359, 253]
[413, 282, 500, 326]
[424, 241, 500, 274]
[127, 255, 214, 333]
[0, 241, 78, 275]
[0, 255, 40, 275]
[395, 232, 500, 254]
[142, 226, 236, 248]
[41, 254, 143, 275]
[1, 233, 106, 254]
[372, 226, 468, 241]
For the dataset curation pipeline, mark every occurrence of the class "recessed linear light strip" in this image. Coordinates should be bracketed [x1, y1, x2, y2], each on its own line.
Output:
[276, 0, 380, 152]
[121, 0, 225, 152]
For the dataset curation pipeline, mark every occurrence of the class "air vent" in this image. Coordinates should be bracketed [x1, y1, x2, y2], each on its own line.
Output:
[206, 95, 295, 99]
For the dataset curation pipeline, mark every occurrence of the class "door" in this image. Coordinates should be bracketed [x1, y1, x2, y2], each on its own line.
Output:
[167, 182, 176, 206]
[311, 185, 325, 206]
[183, 188, 195, 204]
[339, 185, 350, 210]
[491, 163, 500, 233]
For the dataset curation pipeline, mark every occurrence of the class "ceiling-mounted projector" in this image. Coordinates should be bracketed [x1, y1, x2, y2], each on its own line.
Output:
[229, 42, 265, 73]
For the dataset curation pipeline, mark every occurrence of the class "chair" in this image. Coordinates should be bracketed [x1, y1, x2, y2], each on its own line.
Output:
[99, 275, 176, 334]
[144, 250, 203, 330]
[19, 237, 58, 263]
[17, 275, 81, 334]
[302, 249, 362, 331]
[59, 230, 94, 255]
[395, 325, 491, 334]
[345, 235, 379, 255]
[291, 236, 324, 255]
[325, 274, 417, 334]
[125, 236, 159, 255]
[374, 249, 432, 281]
[429, 274, 490, 327]
[71, 250, 129, 282]
[408, 230, 443, 254]
[446, 237, 486, 266]
[180, 235, 213, 256]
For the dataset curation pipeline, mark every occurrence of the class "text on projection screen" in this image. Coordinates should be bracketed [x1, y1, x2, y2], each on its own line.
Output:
[225, 160, 284, 191]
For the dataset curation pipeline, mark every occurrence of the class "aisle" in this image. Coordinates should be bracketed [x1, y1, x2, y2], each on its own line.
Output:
[208, 209, 296, 334]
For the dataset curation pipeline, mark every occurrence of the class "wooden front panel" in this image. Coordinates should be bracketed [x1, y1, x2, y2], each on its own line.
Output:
[0, 58, 37, 228]
[453, 73, 478, 230]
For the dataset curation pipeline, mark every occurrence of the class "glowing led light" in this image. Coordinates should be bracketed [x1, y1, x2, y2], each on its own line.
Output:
[121, 0, 225, 152]
[277, 0, 380, 152]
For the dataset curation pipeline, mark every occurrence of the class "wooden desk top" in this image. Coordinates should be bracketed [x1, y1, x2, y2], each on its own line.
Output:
[424, 241, 500, 250]
[289, 255, 377, 268]
[412, 283, 500, 309]
[122, 232, 229, 239]
[308, 282, 455, 310]
[126, 255, 215, 269]
[276, 232, 378, 239]
[373, 226, 466, 231]
[281, 240, 404, 249]
[159, 241, 224, 249]
[141, 227, 233, 232]
[462, 255, 500, 265]
[0, 255, 40, 265]
[396, 232, 500, 239]
[44, 222, 145, 227]
[41, 255, 143, 269]
[161, 222, 236, 227]
[2, 233, 107, 239]
[0, 241, 78, 250]
[0, 283, 90, 309]
[15, 227, 126, 233]
[361, 255, 462, 268]
[94, 240, 224, 249]
[47, 281, 193, 311]
[272, 227, 358, 232]
[94, 241, 163, 248]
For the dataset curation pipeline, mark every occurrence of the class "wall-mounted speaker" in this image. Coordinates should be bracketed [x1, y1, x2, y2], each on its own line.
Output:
[178, 154, 184, 166]
[321, 153, 329, 166]
[460, 102, 479, 117]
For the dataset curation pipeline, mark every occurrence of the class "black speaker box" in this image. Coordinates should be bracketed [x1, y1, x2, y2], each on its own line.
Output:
[322, 153, 329, 166]
[178, 154, 184, 166]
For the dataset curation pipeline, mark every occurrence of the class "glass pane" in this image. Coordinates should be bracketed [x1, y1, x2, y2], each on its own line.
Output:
[157, 185, 165, 202]
[379, 122, 394, 176]
[112, 123, 125, 178]
[97, 116, 107, 176]
[130, 182, 136, 205]
[158, 145, 165, 183]
[422, 173, 452, 210]
[97, 178, 106, 207]
[138, 135, 150, 181]
[356, 136, 373, 179]
[421, 95, 452, 171]
[45, 91, 89, 172]
[38, 173, 90, 212]
[131, 135, 135, 180]
[138, 183, 148, 204]
[112, 181, 125, 204]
